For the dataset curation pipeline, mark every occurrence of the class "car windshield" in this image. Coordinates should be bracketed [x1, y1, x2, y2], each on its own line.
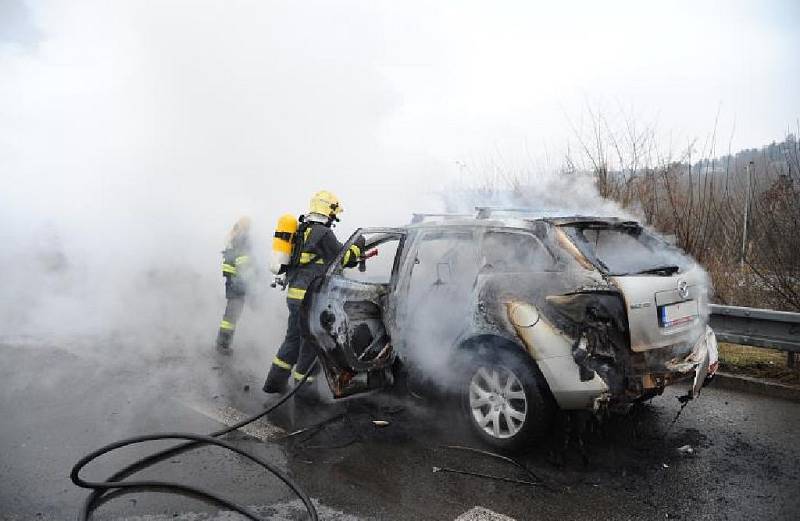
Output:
[560, 222, 692, 276]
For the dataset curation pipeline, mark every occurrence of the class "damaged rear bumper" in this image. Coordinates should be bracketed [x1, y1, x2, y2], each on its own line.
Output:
[508, 299, 719, 410]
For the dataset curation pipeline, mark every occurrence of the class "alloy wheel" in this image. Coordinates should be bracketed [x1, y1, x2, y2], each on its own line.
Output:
[468, 366, 528, 439]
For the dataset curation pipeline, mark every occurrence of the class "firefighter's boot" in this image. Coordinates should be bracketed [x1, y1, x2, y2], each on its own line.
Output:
[262, 363, 290, 394]
[215, 329, 233, 355]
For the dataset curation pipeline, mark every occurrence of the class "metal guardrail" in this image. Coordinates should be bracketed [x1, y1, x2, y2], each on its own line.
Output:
[709, 304, 800, 354]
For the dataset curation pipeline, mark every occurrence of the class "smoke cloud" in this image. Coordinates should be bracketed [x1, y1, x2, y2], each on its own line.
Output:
[0, 1, 440, 368]
[0, 1, 714, 401]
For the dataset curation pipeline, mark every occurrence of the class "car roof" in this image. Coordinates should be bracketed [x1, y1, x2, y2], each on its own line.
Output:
[406, 214, 639, 230]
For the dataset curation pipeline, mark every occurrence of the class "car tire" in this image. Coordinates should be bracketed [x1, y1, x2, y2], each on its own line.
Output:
[461, 347, 554, 452]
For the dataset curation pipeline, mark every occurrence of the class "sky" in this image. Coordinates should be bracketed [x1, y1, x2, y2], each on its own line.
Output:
[0, 0, 797, 345]
[2, 1, 798, 212]
[381, 0, 800, 161]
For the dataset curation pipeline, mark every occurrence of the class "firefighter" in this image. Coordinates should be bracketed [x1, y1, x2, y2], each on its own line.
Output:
[262, 190, 363, 396]
[216, 216, 253, 354]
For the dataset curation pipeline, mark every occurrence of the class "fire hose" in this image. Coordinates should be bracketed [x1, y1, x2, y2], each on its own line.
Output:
[74, 253, 379, 520]
[70, 362, 320, 521]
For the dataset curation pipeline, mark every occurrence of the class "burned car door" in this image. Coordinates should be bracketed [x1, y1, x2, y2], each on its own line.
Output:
[394, 228, 481, 360]
[306, 228, 406, 398]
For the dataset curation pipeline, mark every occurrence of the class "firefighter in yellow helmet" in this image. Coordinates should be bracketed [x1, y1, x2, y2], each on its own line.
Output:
[216, 216, 253, 354]
[262, 191, 364, 396]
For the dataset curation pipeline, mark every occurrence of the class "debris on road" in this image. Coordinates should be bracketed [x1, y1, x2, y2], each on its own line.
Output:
[277, 413, 347, 441]
[663, 398, 692, 438]
[372, 420, 390, 427]
[677, 444, 695, 456]
[442, 444, 545, 484]
[432, 466, 543, 487]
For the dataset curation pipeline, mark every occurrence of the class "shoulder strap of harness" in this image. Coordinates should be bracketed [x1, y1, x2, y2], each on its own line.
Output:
[299, 224, 328, 267]
[288, 218, 328, 269]
[287, 220, 308, 269]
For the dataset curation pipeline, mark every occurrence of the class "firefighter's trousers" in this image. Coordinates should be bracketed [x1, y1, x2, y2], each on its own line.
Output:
[263, 300, 318, 393]
[216, 296, 245, 350]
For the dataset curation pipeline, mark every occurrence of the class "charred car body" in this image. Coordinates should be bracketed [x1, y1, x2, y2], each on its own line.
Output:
[304, 208, 719, 450]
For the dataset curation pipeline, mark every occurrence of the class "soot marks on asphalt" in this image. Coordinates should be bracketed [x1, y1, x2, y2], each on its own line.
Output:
[280, 397, 421, 455]
[494, 400, 715, 495]
[547, 410, 599, 467]
[670, 427, 708, 450]
[719, 431, 791, 485]
[265, 387, 713, 479]
[214, 371, 783, 518]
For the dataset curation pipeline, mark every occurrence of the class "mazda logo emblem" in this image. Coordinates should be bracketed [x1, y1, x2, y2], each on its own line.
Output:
[678, 279, 689, 300]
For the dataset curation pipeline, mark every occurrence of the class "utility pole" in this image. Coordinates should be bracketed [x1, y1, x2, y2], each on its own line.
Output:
[740, 160, 754, 267]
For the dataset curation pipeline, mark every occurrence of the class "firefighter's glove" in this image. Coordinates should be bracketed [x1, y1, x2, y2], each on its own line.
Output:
[354, 236, 368, 272]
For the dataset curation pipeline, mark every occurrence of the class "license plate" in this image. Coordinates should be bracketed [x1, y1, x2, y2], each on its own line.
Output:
[659, 300, 698, 328]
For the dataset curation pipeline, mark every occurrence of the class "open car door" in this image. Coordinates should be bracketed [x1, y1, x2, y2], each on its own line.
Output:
[305, 228, 406, 398]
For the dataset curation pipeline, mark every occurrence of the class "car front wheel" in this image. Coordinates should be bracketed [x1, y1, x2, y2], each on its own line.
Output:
[462, 348, 553, 452]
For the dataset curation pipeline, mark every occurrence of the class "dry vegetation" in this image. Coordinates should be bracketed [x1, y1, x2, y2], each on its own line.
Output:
[564, 111, 800, 313]
[569, 114, 800, 378]
[461, 113, 800, 313]
[463, 112, 800, 380]
[718, 343, 800, 385]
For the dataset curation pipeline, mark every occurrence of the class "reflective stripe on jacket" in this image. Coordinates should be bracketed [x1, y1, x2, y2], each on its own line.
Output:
[285, 223, 360, 300]
[222, 235, 252, 298]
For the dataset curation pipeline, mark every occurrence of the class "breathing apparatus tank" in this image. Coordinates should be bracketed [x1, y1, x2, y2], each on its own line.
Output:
[270, 213, 298, 275]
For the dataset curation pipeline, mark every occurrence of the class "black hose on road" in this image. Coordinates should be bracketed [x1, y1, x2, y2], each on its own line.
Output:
[70, 361, 319, 521]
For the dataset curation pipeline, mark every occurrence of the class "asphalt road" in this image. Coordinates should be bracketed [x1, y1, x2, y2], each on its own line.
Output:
[1, 337, 799, 520]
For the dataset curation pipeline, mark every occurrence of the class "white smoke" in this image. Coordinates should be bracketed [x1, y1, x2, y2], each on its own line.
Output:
[0, 1, 716, 404]
[0, 1, 436, 365]
[441, 172, 633, 218]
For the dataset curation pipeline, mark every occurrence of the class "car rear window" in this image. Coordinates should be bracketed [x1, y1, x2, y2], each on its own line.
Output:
[561, 224, 692, 276]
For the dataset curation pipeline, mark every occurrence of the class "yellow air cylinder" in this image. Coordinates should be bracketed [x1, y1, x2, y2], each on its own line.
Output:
[270, 213, 298, 274]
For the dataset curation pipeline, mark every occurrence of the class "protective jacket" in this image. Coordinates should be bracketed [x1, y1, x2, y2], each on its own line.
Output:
[222, 235, 252, 299]
[285, 220, 361, 301]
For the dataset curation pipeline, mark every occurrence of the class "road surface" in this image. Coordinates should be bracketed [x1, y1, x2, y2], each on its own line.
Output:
[1, 337, 798, 520]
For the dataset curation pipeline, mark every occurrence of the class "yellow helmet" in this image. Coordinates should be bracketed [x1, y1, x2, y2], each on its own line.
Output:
[309, 190, 343, 218]
[233, 216, 252, 234]
[226, 216, 251, 246]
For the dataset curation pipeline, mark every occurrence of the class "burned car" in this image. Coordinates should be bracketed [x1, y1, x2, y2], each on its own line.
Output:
[304, 208, 719, 451]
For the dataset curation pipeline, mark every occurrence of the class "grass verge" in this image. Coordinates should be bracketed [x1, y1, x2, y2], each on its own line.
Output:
[718, 342, 800, 385]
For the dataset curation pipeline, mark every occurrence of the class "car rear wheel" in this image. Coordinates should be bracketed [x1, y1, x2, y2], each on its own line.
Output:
[462, 348, 553, 452]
